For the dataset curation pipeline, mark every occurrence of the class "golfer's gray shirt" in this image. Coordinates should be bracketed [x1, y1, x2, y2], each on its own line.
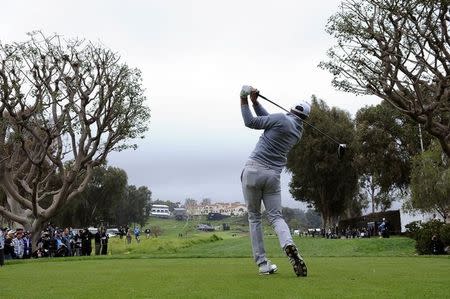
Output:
[241, 103, 303, 173]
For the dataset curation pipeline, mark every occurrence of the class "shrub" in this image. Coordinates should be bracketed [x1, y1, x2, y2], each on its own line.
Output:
[404, 221, 422, 240]
[209, 234, 222, 242]
[415, 220, 445, 255]
[150, 226, 163, 238]
[439, 223, 450, 247]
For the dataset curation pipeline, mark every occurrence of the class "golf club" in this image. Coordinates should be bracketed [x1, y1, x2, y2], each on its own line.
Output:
[257, 93, 347, 159]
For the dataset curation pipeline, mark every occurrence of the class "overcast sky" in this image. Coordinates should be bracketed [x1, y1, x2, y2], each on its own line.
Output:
[1, 0, 382, 209]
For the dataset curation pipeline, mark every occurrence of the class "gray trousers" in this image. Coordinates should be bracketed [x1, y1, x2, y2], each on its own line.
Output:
[241, 160, 294, 266]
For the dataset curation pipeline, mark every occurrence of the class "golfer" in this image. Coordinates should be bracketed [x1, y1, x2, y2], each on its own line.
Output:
[240, 85, 308, 276]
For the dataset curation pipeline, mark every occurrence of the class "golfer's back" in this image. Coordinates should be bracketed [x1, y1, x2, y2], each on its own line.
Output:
[246, 112, 303, 172]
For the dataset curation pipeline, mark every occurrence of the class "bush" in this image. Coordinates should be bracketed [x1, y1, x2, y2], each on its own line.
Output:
[414, 220, 447, 255]
[404, 221, 422, 240]
[209, 234, 222, 242]
[150, 226, 163, 238]
[440, 223, 450, 247]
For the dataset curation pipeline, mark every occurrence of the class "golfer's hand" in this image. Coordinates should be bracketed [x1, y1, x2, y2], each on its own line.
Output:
[240, 85, 253, 98]
[250, 89, 259, 103]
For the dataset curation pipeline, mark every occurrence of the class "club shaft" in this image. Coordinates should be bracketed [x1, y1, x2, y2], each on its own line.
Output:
[258, 94, 342, 145]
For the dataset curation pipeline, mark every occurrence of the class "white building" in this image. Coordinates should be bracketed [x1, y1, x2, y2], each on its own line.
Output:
[188, 202, 247, 216]
[150, 204, 170, 218]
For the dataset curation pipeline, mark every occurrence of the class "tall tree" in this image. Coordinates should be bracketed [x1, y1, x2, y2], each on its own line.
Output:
[354, 100, 432, 212]
[409, 142, 450, 221]
[201, 198, 211, 206]
[0, 189, 10, 227]
[117, 185, 152, 226]
[287, 97, 358, 229]
[0, 32, 150, 248]
[320, 0, 450, 156]
[184, 198, 198, 215]
[52, 165, 128, 228]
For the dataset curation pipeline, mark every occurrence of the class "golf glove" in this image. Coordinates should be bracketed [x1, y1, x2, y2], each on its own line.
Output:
[240, 85, 253, 98]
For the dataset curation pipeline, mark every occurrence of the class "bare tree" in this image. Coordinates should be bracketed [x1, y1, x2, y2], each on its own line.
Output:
[320, 0, 450, 155]
[201, 198, 211, 206]
[149, 225, 162, 238]
[184, 198, 198, 216]
[0, 32, 150, 248]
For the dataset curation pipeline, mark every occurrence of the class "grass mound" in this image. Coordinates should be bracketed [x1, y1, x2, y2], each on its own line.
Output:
[105, 234, 416, 259]
[110, 233, 224, 256]
[108, 218, 417, 258]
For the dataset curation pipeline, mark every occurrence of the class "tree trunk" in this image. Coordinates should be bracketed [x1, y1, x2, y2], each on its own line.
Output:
[6, 195, 27, 229]
[370, 184, 375, 214]
[6, 195, 44, 253]
[320, 213, 327, 230]
[30, 219, 44, 252]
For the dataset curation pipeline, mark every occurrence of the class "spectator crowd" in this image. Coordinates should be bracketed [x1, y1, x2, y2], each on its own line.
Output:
[297, 218, 391, 239]
[0, 223, 110, 267]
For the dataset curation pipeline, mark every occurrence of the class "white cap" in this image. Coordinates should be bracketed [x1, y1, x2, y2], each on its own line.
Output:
[291, 101, 311, 119]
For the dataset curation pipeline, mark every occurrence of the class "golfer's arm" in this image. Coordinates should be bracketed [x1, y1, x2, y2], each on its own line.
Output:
[241, 96, 249, 106]
[252, 101, 269, 116]
[241, 100, 271, 129]
[241, 97, 269, 116]
[241, 97, 253, 126]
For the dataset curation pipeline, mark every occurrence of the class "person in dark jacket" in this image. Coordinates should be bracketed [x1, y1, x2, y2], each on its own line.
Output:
[33, 231, 52, 258]
[81, 228, 93, 256]
[145, 228, 151, 239]
[100, 228, 109, 255]
[22, 231, 32, 259]
[73, 229, 83, 256]
[94, 229, 102, 255]
[4, 230, 15, 260]
[431, 235, 444, 255]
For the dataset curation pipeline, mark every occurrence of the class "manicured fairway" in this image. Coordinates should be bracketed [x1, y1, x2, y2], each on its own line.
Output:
[1, 227, 448, 298]
[1, 256, 449, 298]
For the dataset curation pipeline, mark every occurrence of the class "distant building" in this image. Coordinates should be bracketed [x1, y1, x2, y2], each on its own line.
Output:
[150, 204, 171, 218]
[173, 208, 187, 220]
[186, 202, 247, 217]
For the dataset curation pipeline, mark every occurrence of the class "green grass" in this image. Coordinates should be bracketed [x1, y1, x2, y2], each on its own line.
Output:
[1, 218, 449, 298]
[114, 217, 416, 258]
[104, 233, 416, 258]
[1, 257, 449, 298]
[175, 235, 417, 258]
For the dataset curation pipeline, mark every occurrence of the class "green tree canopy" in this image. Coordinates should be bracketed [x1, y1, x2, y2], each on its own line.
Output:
[119, 185, 152, 227]
[287, 97, 358, 228]
[53, 165, 128, 228]
[354, 100, 432, 212]
[409, 142, 450, 221]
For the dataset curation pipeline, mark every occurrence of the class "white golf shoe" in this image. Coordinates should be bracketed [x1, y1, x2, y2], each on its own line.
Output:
[258, 260, 278, 275]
